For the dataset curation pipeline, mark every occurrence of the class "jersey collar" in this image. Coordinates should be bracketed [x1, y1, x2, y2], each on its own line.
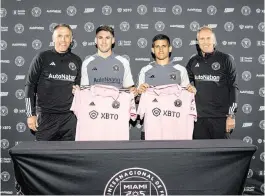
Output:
[91, 84, 120, 100]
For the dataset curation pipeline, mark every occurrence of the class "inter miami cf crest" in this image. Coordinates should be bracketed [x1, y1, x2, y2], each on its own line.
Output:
[112, 100, 120, 109]
[174, 99, 182, 107]
[113, 64, 120, 72]
[170, 73, 177, 80]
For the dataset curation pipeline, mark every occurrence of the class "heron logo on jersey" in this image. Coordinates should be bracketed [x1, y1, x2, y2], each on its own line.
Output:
[104, 167, 167, 195]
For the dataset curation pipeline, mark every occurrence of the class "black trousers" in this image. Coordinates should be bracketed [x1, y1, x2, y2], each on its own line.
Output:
[193, 118, 231, 139]
[35, 112, 77, 141]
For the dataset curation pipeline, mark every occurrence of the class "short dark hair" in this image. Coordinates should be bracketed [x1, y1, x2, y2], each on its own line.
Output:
[53, 23, 73, 35]
[96, 25, 115, 37]
[152, 34, 170, 47]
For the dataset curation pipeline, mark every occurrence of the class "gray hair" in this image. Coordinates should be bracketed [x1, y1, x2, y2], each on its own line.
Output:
[196, 26, 217, 46]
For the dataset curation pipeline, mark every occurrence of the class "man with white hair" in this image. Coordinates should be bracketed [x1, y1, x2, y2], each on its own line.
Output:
[25, 24, 82, 141]
[186, 26, 239, 139]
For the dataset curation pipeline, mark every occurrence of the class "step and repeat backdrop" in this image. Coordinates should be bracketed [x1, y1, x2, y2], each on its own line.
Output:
[1, 0, 264, 194]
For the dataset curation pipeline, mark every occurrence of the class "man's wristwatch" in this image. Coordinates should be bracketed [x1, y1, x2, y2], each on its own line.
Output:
[227, 114, 236, 119]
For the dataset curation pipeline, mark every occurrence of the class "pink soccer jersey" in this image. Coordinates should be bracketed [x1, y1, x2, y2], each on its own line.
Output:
[71, 85, 137, 141]
[138, 84, 197, 140]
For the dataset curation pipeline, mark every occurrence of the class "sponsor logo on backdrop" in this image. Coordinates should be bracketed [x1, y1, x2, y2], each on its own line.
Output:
[258, 54, 265, 65]
[190, 21, 200, 31]
[1, 73, 8, 83]
[31, 7, 41, 17]
[224, 22, 234, 32]
[29, 26, 44, 30]
[82, 41, 95, 46]
[187, 8, 202, 12]
[0, 92, 8, 96]
[256, 8, 265, 13]
[12, 43, 27, 47]
[84, 22, 94, 32]
[239, 24, 253, 30]
[207, 5, 217, 15]
[120, 22, 130, 31]
[155, 21, 165, 31]
[240, 57, 252, 62]
[190, 40, 197, 45]
[259, 106, 265, 111]
[69, 25, 77, 29]
[241, 38, 251, 48]
[242, 104, 252, 114]
[0, 60, 10, 63]
[15, 56, 25, 67]
[257, 139, 265, 144]
[242, 71, 251, 81]
[224, 8, 234, 13]
[172, 5, 182, 15]
[47, 9, 61, 13]
[118, 40, 131, 46]
[84, 8, 95, 13]
[172, 57, 183, 61]
[1, 40, 7, 50]
[259, 120, 265, 130]
[15, 89, 25, 99]
[12, 10, 25, 15]
[170, 24, 185, 28]
[137, 38, 148, 48]
[259, 87, 264, 97]
[135, 58, 150, 62]
[66, 6, 77, 16]
[243, 136, 253, 144]
[15, 75, 25, 80]
[257, 41, 265, 46]
[32, 39, 42, 50]
[135, 24, 149, 29]
[13, 108, 25, 114]
[0, 158, 11, 163]
[222, 41, 236, 46]
[1, 139, 9, 149]
[117, 8, 132, 13]
[1, 171, 10, 182]
[242, 122, 253, 127]
[172, 38, 182, 48]
[104, 167, 167, 195]
[16, 122, 26, 132]
[137, 5, 147, 15]
[241, 6, 251, 16]
[153, 7, 166, 12]
[102, 5, 112, 15]
[207, 24, 217, 28]
[49, 23, 58, 32]
[0, 8, 7, 17]
[1, 26, 8, 31]
[240, 90, 254, 94]
[260, 152, 265, 162]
